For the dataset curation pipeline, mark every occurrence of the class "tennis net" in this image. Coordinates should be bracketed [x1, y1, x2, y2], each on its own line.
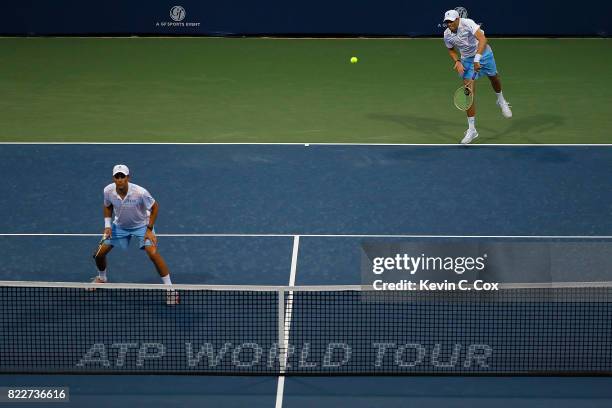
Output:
[0, 281, 610, 375]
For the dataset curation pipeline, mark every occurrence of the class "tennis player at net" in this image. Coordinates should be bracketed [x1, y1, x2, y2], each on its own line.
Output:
[443, 9, 512, 144]
[92, 164, 178, 305]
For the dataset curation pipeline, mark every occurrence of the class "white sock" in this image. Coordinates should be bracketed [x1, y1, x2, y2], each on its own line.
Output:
[98, 270, 107, 281]
[496, 91, 505, 103]
[161, 275, 172, 285]
[467, 116, 476, 130]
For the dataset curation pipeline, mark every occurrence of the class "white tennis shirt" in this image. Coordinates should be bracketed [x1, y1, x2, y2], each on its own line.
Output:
[443, 18, 490, 58]
[103, 182, 156, 229]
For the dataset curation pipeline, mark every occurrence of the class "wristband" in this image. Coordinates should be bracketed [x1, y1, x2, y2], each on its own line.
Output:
[473, 53, 482, 63]
[147, 225, 154, 231]
[104, 217, 112, 228]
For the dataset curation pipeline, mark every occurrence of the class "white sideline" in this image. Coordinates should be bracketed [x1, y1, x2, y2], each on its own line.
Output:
[275, 235, 300, 408]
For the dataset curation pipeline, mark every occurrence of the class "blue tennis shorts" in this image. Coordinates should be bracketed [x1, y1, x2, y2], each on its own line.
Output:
[103, 224, 155, 250]
[461, 49, 498, 80]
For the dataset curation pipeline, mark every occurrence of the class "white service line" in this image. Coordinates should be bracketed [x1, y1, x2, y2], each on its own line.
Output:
[275, 235, 300, 408]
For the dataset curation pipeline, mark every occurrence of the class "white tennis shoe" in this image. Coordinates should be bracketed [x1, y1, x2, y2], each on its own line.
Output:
[496, 99, 513, 118]
[461, 128, 479, 144]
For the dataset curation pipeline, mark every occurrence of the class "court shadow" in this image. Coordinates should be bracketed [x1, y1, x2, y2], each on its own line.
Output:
[484, 114, 565, 143]
[368, 113, 468, 143]
[370, 112, 566, 145]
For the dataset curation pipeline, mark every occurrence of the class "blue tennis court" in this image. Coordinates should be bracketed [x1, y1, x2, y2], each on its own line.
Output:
[0, 144, 611, 407]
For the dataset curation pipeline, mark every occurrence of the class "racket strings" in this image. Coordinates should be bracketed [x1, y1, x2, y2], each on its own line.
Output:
[454, 86, 473, 110]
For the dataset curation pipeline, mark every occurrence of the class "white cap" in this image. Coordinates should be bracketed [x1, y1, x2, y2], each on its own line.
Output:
[112, 164, 129, 176]
[443, 9, 459, 22]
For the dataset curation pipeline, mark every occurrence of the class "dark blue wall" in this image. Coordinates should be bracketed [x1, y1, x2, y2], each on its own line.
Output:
[4, 1, 611, 36]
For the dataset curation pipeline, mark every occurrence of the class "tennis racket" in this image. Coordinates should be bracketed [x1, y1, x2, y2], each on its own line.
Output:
[92, 202, 121, 259]
[453, 70, 478, 111]
[92, 233, 108, 259]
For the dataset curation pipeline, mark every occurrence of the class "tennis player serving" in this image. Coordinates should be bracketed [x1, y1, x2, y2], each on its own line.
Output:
[443, 9, 512, 144]
[92, 164, 178, 304]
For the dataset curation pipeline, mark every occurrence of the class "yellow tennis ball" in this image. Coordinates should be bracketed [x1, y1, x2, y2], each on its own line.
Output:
[350, 56, 358, 64]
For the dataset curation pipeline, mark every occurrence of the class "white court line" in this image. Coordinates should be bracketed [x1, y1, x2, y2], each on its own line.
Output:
[1, 233, 611, 239]
[275, 377, 285, 408]
[0, 142, 611, 146]
[1, 37, 605, 40]
[288, 236, 299, 287]
[275, 235, 300, 408]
